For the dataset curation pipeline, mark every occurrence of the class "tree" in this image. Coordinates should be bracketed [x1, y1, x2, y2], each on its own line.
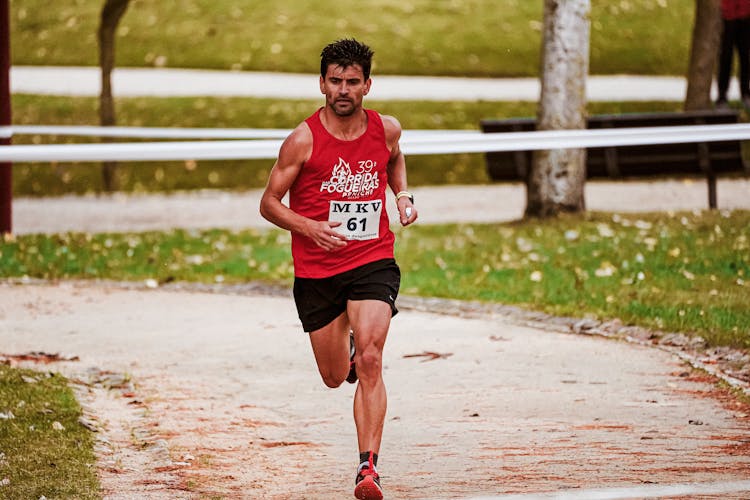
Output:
[1, 0, 11, 234]
[685, 0, 722, 111]
[98, 0, 130, 191]
[525, 0, 591, 218]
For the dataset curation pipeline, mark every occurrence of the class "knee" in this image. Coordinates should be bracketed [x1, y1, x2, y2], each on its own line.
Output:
[320, 373, 344, 389]
[355, 347, 382, 379]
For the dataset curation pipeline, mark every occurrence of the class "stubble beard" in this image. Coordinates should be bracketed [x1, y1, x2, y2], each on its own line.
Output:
[332, 101, 356, 117]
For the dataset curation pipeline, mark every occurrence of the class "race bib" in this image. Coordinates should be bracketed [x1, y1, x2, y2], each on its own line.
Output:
[328, 199, 382, 241]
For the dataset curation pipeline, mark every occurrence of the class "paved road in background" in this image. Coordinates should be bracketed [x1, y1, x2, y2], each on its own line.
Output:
[10, 65, 743, 101]
[12, 179, 750, 235]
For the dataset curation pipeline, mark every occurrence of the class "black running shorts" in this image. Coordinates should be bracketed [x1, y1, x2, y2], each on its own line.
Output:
[293, 258, 401, 333]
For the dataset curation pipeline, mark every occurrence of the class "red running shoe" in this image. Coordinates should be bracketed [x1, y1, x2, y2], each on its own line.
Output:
[354, 455, 382, 499]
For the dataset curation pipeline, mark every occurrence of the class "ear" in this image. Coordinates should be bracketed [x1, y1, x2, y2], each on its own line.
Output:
[363, 78, 372, 96]
[320, 75, 326, 94]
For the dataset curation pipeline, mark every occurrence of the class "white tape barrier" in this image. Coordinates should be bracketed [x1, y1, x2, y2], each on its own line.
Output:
[1, 125, 478, 140]
[2, 123, 750, 163]
[6, 125, 291, 140]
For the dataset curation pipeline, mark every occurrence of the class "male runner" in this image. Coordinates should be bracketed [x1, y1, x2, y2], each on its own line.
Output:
[259, 38, 417, 500]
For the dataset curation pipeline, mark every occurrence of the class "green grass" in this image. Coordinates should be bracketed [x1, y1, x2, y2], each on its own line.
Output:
[395, 211, 750, 349]
[10, 94, 685, 196]
[0, 364, 100, 499]
[11, 0, 694, 77]
[3, 210, 749, 348]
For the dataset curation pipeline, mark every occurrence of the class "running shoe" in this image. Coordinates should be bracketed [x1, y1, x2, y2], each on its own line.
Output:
[346, 330, 358, 384]
[354, 460, 382, 500]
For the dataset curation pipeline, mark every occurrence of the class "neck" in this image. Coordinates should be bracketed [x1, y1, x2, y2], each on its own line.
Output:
[320, 106, 368, 141]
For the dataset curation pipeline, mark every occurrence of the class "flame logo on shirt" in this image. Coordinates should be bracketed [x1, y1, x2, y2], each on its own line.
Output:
[320, 157, 379, 198]
[329, 157, 352, 185]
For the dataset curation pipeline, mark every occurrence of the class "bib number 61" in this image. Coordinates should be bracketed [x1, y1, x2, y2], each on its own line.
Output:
[347, 217, 367, 232]
[329, 200, 382, 241]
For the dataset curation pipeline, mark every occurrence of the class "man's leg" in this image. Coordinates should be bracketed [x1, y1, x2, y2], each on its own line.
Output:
[718, 19, 736, 103]
[737, 18, 750, 101]
[308, 312, 351, 388]
[347, 299, 391, 456]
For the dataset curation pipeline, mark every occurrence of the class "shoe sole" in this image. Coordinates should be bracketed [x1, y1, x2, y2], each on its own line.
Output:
[354, 476, 383, 500]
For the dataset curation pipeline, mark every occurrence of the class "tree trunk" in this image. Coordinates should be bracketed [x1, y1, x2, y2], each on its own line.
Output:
[98, 0, 130, 192]
[1, 0, 12, 234]
[526, 0, 590, 218]
[685, 0, 722, 111]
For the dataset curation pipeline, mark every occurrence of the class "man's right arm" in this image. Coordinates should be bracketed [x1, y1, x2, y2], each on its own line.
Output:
[259, 124, 347, 252]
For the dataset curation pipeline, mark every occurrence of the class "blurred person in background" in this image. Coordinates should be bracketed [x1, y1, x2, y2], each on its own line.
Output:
[717, 0, 750, 108]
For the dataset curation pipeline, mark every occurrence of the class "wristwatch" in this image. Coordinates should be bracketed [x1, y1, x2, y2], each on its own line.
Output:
[396, 191, 414, 204]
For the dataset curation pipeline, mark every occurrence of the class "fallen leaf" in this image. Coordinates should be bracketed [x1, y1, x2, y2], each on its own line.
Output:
[402, 351, 453, 362]
[260, 441, 316, 448]
[0, 352, 79, 364]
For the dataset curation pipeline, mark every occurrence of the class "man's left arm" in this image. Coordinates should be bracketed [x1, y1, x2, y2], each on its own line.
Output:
[382, 115, 417, 226]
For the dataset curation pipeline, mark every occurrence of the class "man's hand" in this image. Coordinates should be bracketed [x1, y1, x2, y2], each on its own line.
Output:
[398, 198, 417, 226]
[305, 220, 348, 251]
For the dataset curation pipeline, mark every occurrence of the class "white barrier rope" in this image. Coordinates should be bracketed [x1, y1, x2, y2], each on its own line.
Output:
[1, 123, 750, 163]
[8, 125, 291, 139]
[2, 125, 478, 140]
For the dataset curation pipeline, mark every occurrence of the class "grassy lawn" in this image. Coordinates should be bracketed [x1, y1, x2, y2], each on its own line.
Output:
[0, 364, 99, 499]
[10, 95, 686, 196]
[2, 210, 748, 349]
[11, 0, 694, 77]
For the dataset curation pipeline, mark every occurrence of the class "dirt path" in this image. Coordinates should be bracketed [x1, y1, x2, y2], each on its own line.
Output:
[5, 180, 750, 497]
[2, 281, 750, 499]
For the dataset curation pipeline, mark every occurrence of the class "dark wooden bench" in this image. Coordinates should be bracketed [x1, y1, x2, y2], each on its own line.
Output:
[480, 110, 749, 209]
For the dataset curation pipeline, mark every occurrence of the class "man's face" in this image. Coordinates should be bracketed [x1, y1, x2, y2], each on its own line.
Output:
[320, 63, 371, 117]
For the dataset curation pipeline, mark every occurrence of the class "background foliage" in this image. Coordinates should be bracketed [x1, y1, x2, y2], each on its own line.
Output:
[12, 0, 693, 77]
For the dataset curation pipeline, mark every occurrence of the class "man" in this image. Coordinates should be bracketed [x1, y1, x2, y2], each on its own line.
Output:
[259, 38, 417, 500]
[717, 0, 750, 108]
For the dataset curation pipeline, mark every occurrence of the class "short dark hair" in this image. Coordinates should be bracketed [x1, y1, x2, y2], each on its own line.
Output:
[320, 38, 374, 80]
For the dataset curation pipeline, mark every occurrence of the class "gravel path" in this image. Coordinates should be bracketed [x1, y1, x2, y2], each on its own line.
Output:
[2, 281, 750, 499]
[3, 180, 750, 499]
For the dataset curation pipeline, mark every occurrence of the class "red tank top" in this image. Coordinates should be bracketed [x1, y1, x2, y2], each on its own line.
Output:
[289, 108, 395, 278]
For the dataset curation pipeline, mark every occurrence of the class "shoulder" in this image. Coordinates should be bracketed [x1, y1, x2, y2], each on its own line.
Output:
[286, 121, 313, 148]
[278, 121, 313, 165]
[282, 121, 313, 152]
[377, 113, 402, 146]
